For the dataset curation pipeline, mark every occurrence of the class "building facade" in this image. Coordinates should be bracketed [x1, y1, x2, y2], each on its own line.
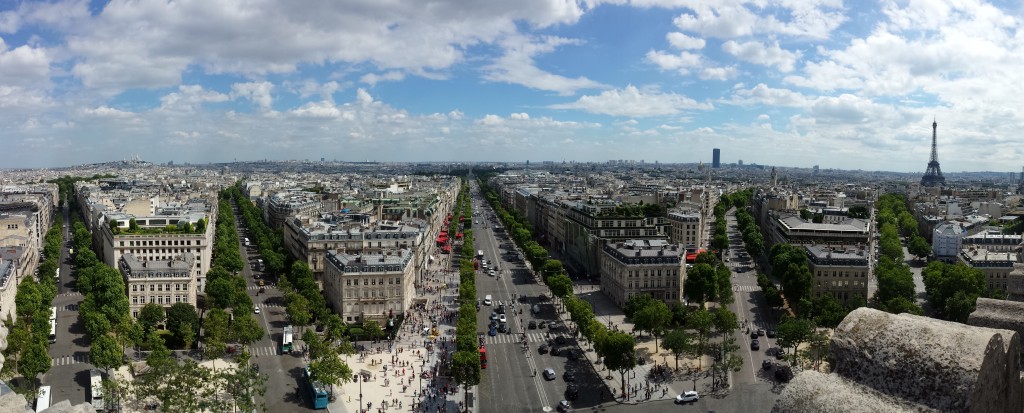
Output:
[599, 240, 685, 308]
[804, 245, 870, 304]
[99, 212, 215, 293]
[322, 250, 415, 324]
[119, 252, 196, 318]
[959, 248, 1016, 292]
[666, 211, 702, 249]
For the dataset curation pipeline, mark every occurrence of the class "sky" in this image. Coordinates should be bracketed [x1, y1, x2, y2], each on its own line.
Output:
[2, 0, 1024, 172]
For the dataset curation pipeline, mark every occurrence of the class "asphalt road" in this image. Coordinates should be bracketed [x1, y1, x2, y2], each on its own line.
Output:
[45, 204, 94, 407]
[470, 183, 609, 413]
[230, 202, 320, 413]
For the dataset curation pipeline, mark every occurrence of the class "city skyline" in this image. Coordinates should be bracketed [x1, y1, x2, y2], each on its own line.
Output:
[3, 0, 1024, 172]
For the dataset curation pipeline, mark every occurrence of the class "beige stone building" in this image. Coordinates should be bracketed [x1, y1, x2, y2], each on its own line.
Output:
[322, 250, 415, 324]
[665, 211, 702, 248]
[599, 239, 685, 307]
[119, 252, 196, 318]
[98, 211, 215, 293]
[804, 244, 870, 303]
[959, 247, 1016, 292]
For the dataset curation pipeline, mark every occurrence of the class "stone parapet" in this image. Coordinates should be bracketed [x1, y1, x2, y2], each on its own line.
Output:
[771, 370, 936, 413]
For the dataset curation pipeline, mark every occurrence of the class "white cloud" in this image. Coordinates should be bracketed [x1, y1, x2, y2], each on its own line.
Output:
[0, 38, 51, 87]
[159, 85, 229, 112]
[483, 35, 605, 95]
[83, 106, 135, 118]
[361, 71, 407, 86]
[231, 81, 274, 109]
[646, 50, 702, 75]
[550, 85, 712, 117]
[700, 66, 738, 81]
[722, 40, 801, 72]
[666, 32, 705, 49]
[671, 0, 846, 39]
[510, 112, 530, 120]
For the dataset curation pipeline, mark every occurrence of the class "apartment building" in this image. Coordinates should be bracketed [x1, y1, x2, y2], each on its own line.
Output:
[961, 230, 1022, 253]
[765, 212, 870, 247]
[959, 248, 1016, 292]
[119, 252, 196, 318]
[665, 211, 702, 248]
[804, 245, 870, 304]
[932, 223, 966, 263]
[564, 200, 669, 277]
[599, 240, 685, 307]
[284, 217, 424, 277]
[322, 250, 415, 324]
[0, 257, 18, 326]
[98, 210, 215, 293]
[265, 191, 323, 229]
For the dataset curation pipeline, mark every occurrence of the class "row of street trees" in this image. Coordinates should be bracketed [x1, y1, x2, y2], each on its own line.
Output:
[873, 194, 922, 315]
[923, 261, 1003, 323]
[451, 181, 481, 411]
[0, 219, 62, 399]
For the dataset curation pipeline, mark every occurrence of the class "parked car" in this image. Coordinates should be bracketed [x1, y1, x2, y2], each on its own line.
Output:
[549, 346, 561, 356]
[751, 339, 760, 351]
[499, 314, 507, 324]
[538, 344, 549, 354]
[543, 368, 556, 380]
[757, 329, 765, 337]
[750, 330, 758, 339]
[762, 359, 773, 370]
[565, 384, 579, 400]
[253, 306, 260, 314]
[528, 320, 538, 329]
[675, 391, 699, 403]
[563, 371, 576, 382]
[557, 400, 570, 412]
[488, 327, 497, 336]
[767, 329, 776, 338]
[555, 336, 566, 345]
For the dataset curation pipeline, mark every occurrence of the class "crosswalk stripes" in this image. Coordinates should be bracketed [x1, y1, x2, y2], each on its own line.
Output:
[733, 285, 760, 292]
[59, 292, 83, 297]
[483, 332, 550, 345]
[51, 353, 90, 367]
[62, 303, 79, 312]
[250, 345, 278, 357]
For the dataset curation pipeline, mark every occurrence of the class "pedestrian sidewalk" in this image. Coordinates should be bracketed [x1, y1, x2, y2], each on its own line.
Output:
[556, 282, 719, 406]
[328, 247, 476, 413]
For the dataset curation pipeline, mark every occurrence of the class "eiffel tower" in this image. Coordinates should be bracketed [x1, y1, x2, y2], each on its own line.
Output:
[920, 118, 946, 187]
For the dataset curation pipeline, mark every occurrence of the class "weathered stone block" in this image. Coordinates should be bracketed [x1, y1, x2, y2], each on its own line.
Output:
[772, 370, 937, 413]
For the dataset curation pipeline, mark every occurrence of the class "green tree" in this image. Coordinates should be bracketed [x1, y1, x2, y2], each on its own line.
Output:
[712, 307, 739, 336]
[363, 320, 384, 341]
[231, 313, 265, 349]
[540, 259, 564, 280]
[547, 274, 573, 298]
[661, 328, 693, 371]
[451, 350, 481, 411]
[684, 264, 718, 306]
[623, 294, 656, 319]
[285, 293, 313, 334]
[598, 331, 636, 398]
[221, 352, 267, 413]
[17, 339, 51, 398]
[633, 300, 672, 348]
[908, 235, 931, 261]
[308, 351, 353, 399]
[686, 308, 714, 369]
[138, 303, 166, 335]
[90, 334, 123, 374]
[776, 317, 815, 363]
[165, 303, 199, 347]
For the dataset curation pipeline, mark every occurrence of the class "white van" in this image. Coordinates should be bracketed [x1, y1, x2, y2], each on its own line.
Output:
[484, 295, 492, 306]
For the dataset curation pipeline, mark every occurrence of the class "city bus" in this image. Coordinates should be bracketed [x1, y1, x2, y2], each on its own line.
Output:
[479, 345, 487, 369]
[303, 366, 330, 409]
[281, 325, 293, 354]
[35, 385, 51, 412]
[89, 369, 105, 411]
[48, 307, 57, 344]
[476, 250, 484, 259]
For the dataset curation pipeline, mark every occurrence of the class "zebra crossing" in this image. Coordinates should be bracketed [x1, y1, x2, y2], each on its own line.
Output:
[62, 303, 79, 312]
[250, 345, 279, 357]
[482, 332, 551, 345]
[52, 353, 90, 367]
[58, 291, 83, 298]
[734, 285, 760, 292]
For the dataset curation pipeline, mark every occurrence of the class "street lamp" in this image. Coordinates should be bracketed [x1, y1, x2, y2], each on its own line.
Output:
[358, 374, 363, 413]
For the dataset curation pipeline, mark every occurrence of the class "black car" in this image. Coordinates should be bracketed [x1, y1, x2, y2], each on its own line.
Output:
[550, 346, 561, 356]
[751, 339, 760, 351]
[528, 320, 538, 329]
[548, 321, 559, 329]
[497, 305, 506, 314]
[750, 330, 758, 339]
[766, 329, 776, 338]
[538, 344, 549, 354]
[762, 359, 773, 370]
[563, 371, 576, 382]
[566, 384, 579, 400]
[555, 336, 566, 345]
[566, 350, 580, 361]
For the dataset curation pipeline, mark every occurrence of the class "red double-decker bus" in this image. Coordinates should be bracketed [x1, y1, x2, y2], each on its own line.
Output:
[479, 345, 487, 369]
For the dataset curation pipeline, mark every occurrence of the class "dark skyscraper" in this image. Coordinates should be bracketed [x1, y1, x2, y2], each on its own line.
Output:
[712, 148, 720, 168]
[920, 118, 946, 187]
